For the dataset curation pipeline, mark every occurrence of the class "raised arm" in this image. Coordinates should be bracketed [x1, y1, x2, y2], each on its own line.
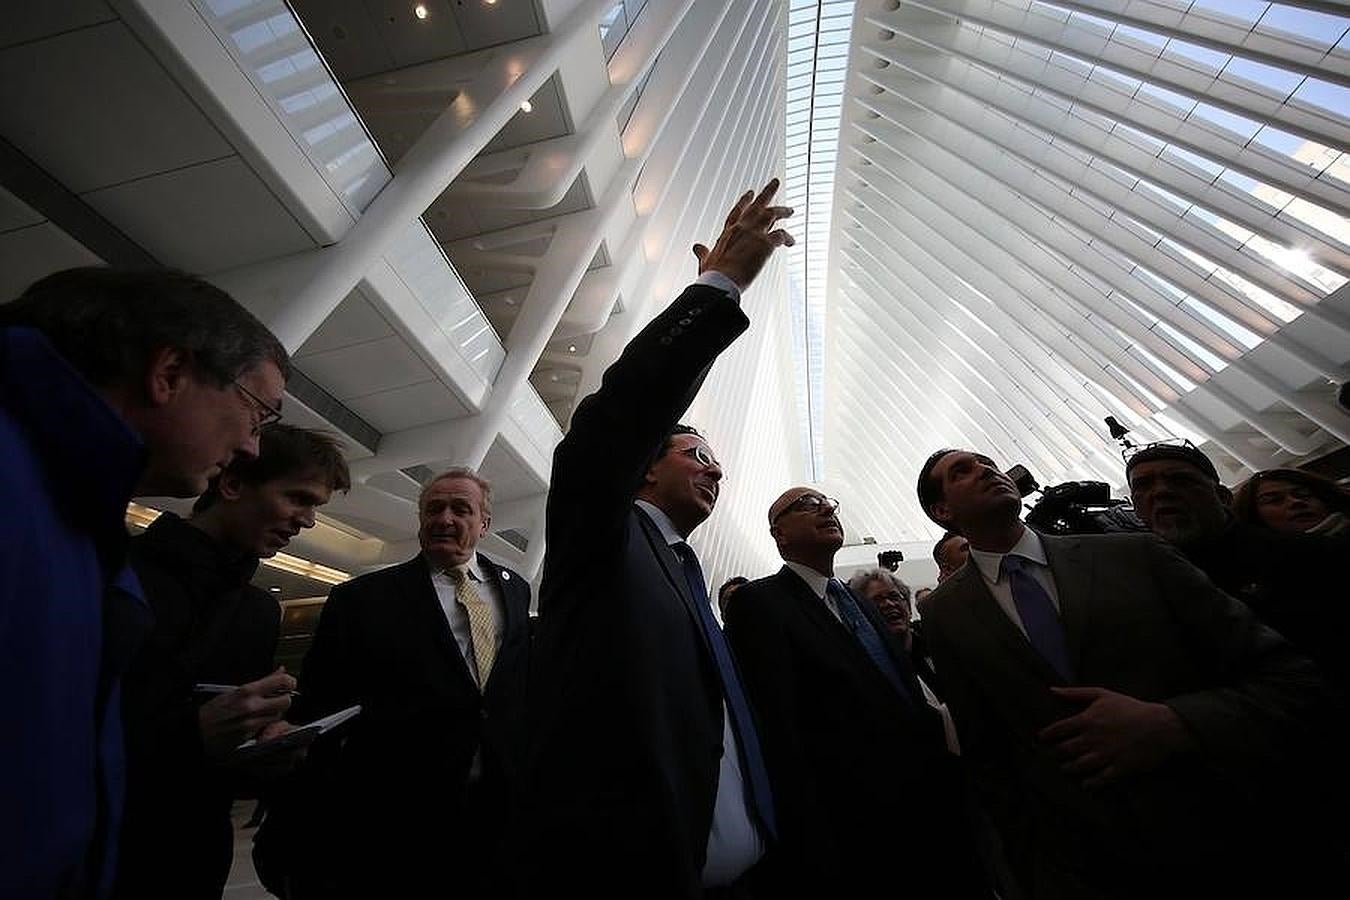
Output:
[542, 180, 794, 586]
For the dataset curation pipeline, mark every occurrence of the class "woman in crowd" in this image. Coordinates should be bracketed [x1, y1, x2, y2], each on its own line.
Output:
[1233, 468, 1350, 539]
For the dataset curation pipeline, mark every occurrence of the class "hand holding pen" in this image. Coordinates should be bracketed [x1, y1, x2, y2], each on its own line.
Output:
[197, 667, 297, 762]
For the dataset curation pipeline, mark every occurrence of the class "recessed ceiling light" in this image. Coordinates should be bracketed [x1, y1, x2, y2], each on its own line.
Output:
[269, 585, 282, 593]
[567, 344, 577, 353]
[414, 4, 428, 19]
[549, 374, 559, 382]
[520, 100, 534, 113]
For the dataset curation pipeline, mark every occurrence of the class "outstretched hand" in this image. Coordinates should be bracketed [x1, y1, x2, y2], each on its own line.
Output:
[692, 178, 795, 290]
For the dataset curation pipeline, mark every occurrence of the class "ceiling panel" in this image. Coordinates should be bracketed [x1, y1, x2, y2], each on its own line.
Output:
[0, 21, 231, 193]
[0, 186, 44, 233]
[342, 377, 473, 432]
[297, 291, 395, 356]
[0, 221, 102, 304]
[297, 333, 436, 399]
[81, 156, 314, 273]
[0, 0, 116, 52]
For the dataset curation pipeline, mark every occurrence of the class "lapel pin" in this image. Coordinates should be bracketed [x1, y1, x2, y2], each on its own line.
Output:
[501, 570, 511, 580]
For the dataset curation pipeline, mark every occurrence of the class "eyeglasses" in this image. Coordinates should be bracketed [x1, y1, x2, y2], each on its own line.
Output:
[772, 494, 840, 524]
[233, 380, 283, 435]
[677, 445, 721, 470]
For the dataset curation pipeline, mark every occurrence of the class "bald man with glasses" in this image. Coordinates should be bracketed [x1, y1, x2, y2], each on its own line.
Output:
[723, 487, 990, 896]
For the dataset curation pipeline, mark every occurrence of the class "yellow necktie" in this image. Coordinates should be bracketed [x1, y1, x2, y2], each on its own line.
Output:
[448, 567, 496, 686]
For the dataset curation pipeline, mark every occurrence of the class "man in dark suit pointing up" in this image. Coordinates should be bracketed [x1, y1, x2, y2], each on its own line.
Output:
[527, 181, 794, 898]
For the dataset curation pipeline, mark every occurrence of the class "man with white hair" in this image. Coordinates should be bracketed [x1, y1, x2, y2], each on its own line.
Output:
[288, 466, 531, 896]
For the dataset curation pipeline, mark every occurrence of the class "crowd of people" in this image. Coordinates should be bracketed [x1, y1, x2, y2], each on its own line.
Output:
[2, 180, 1348, 899]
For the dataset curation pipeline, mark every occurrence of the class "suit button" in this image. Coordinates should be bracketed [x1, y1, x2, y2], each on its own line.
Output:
[670, 326, 683, 336]
[678, 318, 692, 326]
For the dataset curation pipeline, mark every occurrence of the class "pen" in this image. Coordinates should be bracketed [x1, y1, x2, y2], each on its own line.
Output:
[193, 683, 300, 697]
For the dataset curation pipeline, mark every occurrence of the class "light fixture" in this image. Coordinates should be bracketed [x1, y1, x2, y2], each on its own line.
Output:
[263, 551, 350, 586]
[413, 4, 429, 19]
[520, 100, 533, 113]
[269, 585, 282, 593]
[568, 344, 577, 353]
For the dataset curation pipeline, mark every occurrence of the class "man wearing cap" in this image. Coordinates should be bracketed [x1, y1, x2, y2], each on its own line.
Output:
[915, 447, 1345, 898]
[1126, 442, 1349, 688]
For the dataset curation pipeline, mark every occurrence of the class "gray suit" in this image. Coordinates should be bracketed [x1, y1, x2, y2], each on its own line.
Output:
[919, 531, 1345, 899]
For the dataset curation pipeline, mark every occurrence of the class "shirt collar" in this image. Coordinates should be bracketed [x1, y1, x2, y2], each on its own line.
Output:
[783, 560, 832, 600]
[969, 525, 1047, 585]
[432, 553, 485, 583]
[635, 499, 684, 546]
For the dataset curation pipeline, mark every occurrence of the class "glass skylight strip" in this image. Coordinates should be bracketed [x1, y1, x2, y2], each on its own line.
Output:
[785, 0, 856, 482]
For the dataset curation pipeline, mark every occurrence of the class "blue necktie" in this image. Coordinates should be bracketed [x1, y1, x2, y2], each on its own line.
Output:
[827, 580, 915, 708]
[672, 542, 777, 840]
[1001, 554, 1073, 681]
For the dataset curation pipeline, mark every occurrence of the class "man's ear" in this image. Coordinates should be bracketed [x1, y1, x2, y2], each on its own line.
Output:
[216, 471, 246, 503]
[144, 346, 193, 407]
[930, 500, 952, 528]
[1216, 484, 1234, 507]
[479, 513, 492, 536]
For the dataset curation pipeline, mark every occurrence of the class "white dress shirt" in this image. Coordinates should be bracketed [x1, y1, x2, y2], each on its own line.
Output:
[634, 499, 765, 885]
[429, 555, 503, 687]
[695, 269, 742, 302]
[967, 526, 1062, 638]
[782, 560, 841, 621]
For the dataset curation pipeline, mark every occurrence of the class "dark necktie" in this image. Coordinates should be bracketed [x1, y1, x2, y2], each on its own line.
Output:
[1001, 554, 1073, 681]
[827, 579, 916, 708]
[672, 542, 777, 840]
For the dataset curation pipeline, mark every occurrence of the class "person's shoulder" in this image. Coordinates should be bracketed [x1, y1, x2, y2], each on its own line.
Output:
[332, 555, 424, 599]
[727, 570, 795, 612]
[478, 553, 527, 589]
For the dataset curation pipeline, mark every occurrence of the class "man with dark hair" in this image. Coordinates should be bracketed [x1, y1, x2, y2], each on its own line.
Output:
[528, 181, 793, 897]
[915, 448, 1345, 897]
[726, 488, 987, 895]
[114, 425, 349, 899]
[933, 530, 969, 583]
[1126, 441, 1349, 687]
[1, 267, 288, 898]
[717, 576, 750, 619]
[284, 466, 531, 897]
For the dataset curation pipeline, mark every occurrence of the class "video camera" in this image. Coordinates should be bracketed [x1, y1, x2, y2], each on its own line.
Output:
[1006, 465, 1146, 536]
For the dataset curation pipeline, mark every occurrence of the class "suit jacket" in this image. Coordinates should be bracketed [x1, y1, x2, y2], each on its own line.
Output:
[725, 567, 988, 896]
[116, 513, 280, 900]
[919, 532, 1345, 899]
[279, 551, 530, 892]
[527, 283, 750, 898]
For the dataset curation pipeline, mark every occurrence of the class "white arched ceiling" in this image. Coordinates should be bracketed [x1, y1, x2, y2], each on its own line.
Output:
[827, 0, 1350, 543]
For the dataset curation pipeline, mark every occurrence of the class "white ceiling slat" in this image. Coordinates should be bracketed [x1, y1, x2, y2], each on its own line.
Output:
[825, 1, 1350, 542]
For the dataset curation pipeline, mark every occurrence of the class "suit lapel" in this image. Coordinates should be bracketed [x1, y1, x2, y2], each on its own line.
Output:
[951, 563, 1065, 684]
[1042, 535, 1092, 679]
[477, 553, 517, 643]
[404, 554, 479, 691]
[778, 567, 854, 651]
[634, 508, 713, 656]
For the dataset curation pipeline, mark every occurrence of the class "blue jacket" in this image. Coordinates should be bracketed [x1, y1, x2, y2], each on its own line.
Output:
[0, 327, 150, 898]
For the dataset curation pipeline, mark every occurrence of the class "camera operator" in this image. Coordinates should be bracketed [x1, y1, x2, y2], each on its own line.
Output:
[1126, 442, 1349, 689]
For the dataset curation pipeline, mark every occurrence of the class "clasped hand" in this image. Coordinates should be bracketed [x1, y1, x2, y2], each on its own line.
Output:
[1038, 686, 1194, 789]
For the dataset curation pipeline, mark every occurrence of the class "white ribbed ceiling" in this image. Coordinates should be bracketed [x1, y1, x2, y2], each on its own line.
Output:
[827, 0, 1350, 542]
